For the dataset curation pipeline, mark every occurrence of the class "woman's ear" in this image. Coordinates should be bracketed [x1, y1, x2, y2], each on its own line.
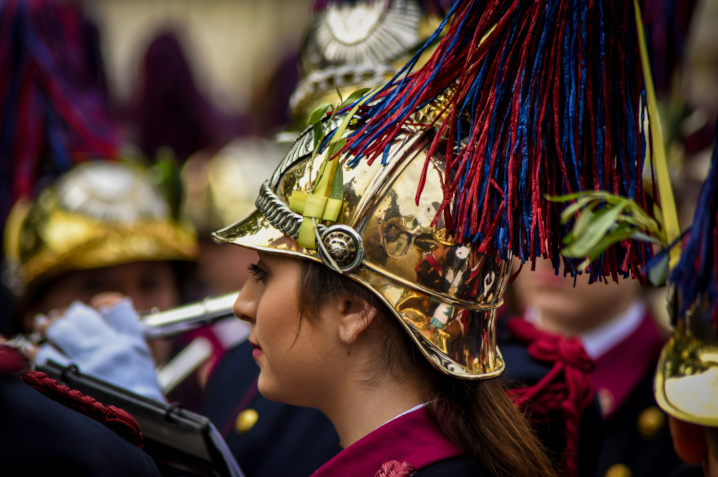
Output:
[336, 298, 376, 344]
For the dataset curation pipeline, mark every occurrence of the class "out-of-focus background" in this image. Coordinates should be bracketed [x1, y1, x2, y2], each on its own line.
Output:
[686, 0, 718, 114]
[83, 0, 313, 127]
[77, 0, 718, 124]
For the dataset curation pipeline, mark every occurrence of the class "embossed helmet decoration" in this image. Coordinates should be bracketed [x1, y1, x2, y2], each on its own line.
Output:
[289, 0, 443, 130]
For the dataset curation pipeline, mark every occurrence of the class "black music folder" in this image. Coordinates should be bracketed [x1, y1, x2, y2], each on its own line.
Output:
[39, 360, 244, 477]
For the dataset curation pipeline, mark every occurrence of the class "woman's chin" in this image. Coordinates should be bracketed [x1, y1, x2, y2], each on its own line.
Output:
[256, 375, 278, 401]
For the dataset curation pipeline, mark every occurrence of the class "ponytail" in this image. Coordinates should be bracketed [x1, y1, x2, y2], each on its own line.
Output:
[428, 376, 556, 477]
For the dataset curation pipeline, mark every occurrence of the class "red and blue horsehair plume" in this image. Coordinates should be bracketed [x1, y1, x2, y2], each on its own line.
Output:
[668, 130, 718, 329]
[340, 0, 658, 282]
[0, 0, 119, 229]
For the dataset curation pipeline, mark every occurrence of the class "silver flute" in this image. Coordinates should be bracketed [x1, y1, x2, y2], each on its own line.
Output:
[4, 292, 239, 351]
[141, 292, 239, 340]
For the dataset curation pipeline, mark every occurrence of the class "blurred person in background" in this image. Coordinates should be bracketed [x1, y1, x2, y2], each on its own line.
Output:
[4, 160, 198, 371]
[509, 259, 697, 477]
[0, 1, 164, 473]
[126, 30, 251, 163]
[505, 2, 709, 475]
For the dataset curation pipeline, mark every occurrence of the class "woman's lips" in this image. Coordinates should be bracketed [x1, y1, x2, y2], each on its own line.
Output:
[250, 342, 263, 359]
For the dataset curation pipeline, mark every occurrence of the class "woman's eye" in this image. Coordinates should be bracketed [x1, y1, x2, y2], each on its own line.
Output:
[247, 263, 267, 282]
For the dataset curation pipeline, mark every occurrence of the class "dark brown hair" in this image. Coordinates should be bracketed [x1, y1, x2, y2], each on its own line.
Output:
[298, 261, 556, 477]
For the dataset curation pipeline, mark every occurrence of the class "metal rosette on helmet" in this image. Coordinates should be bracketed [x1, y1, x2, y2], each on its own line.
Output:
[4, 161, 198, 296]
[213, 118, 511, 379]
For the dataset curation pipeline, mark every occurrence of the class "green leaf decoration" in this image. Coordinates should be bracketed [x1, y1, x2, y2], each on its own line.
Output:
[547, 190, 668, 269]
[312, 122, 323, 152]
[326, 138, 347, 160]
[309, 103, 333, 126]
[562, 203, 627, 258]
[339, 87, 372, 110]
[330, 162, 344, 200]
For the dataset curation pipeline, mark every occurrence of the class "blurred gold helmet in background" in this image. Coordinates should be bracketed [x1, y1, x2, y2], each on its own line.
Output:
[289, 0, 442, 130]
[4, 160, 197, 297]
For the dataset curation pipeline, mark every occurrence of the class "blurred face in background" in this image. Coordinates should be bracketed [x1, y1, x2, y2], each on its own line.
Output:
[510, 258, 642, 336]
[23, 261, 181, 363]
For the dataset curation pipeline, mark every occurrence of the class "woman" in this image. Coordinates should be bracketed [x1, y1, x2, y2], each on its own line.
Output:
[211, 114, 556, 476]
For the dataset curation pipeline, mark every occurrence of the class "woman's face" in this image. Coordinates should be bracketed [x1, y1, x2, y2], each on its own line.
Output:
[233, 252, 339, 407]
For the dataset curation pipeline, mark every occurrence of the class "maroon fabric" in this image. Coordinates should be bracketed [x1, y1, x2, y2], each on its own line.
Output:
[127, 31, 250, 162]
[0, 345, 30, 376]
[312, 407, 461, 476]
[591, 312, 666, 418]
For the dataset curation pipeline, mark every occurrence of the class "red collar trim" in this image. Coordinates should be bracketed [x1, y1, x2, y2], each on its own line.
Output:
[312, 407, 462, 476]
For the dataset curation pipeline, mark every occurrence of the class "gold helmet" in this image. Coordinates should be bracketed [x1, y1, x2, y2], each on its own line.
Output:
[288, 0, 443, 130]
[654, 290, 718, 427]
[213, 117, 510, 379]
[213, 0, 658, 379]
[4, 160, 198, 296]
[654, 145, 718, 427]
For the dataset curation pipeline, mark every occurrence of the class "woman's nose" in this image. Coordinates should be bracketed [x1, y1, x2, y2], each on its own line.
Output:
[233, 280, 258, 323]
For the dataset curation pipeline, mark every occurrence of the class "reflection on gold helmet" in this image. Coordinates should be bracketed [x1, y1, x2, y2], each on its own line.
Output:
[654, 288, 718, 427]
[213, 117, 511, 379]
[4, 161, 197, 295]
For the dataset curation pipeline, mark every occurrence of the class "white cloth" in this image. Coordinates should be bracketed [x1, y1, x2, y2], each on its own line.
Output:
[523, 299, 645, 360]
[35, 299, 165, 402]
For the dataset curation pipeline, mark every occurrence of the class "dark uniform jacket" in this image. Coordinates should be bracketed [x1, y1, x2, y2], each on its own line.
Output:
[0, 346, 158, 477]
[499, 317, 602, 476]
[592, 312, 699, 477]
